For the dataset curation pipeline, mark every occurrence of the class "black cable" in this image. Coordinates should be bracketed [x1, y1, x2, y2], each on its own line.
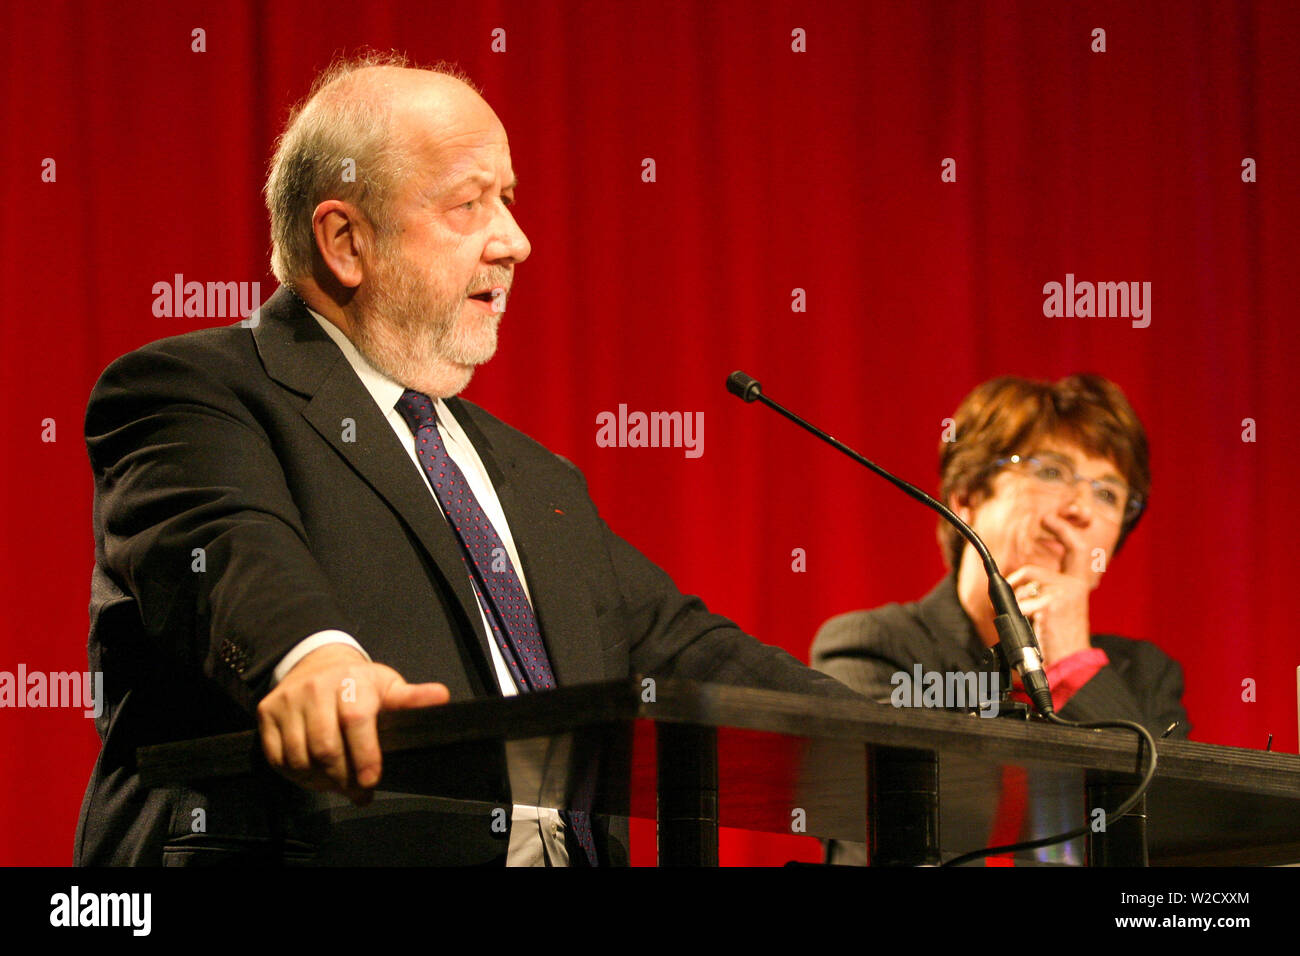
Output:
[940, 714, 1159, 867]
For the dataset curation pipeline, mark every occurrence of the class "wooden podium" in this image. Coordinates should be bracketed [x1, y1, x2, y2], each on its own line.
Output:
[138, 678, 1300, 866]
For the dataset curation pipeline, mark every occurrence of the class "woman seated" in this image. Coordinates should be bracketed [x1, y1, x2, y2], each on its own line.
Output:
[813, 373, 1187, 733]
[812, 374, 1189, 864]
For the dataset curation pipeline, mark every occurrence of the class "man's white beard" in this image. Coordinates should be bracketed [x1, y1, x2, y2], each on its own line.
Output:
[347, 243, 502, 398]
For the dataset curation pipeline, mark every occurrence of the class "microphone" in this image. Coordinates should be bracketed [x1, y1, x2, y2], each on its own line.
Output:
[726, 370, 762, 403]
[725, 370, 1055, 717]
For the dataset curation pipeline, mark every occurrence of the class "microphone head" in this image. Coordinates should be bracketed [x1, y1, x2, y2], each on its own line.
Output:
[726, 370, 762, 402]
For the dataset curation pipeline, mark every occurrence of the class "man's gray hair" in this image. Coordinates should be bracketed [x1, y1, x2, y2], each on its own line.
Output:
[264, 51, 479, 286]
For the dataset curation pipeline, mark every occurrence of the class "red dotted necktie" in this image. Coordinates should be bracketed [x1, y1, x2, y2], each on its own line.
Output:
[396, 390, 598, 865]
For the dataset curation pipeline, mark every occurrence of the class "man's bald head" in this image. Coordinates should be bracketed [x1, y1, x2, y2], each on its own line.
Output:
[265, 53, 488, 286]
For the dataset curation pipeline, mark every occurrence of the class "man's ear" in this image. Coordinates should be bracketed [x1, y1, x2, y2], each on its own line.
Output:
[311, 200, 367, 289]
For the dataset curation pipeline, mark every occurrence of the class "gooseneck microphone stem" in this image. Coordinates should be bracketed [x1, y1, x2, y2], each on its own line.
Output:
[725, 370, 1055, 717]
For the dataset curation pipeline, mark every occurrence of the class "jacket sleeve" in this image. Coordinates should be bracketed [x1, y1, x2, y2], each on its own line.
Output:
[565, 470, 862, 701]
[86, 340, 357, 715]
[809, 610, 910, 703]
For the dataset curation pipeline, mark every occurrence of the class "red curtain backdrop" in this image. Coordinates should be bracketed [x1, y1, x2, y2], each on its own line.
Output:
[2, 0, 1297, 866]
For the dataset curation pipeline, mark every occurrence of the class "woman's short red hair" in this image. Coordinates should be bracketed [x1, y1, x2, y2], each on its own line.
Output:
[937, 374, 1150, 568]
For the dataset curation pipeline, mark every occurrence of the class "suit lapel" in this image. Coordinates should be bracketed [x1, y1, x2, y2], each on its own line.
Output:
[446, 399, 605, 687]
[917, 574, 995, 668]
[252, 288, 497, 677]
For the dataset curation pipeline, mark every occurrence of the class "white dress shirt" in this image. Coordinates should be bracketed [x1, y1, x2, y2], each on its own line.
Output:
[269, 305, 569, 866]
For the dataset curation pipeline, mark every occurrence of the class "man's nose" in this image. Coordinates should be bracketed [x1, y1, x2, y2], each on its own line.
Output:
[488, 204, 531, 265]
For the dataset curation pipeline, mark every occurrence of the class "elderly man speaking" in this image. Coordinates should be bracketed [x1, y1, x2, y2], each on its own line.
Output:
[74, 55, 859, 867]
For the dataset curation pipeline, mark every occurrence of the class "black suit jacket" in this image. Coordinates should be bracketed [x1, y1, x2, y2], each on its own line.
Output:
[75, 286, 859, 866]
[810, 574, 1189, 865]
[811, 574, 1189, 736]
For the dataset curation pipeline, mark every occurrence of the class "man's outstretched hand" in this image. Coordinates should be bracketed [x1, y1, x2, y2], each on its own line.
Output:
[256, 644, 450, 805]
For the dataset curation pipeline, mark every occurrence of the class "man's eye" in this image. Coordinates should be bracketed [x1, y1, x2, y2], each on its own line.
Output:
[1096, 487, 1120, 506]
[1035, 464, 1065, 481]
[461, 200, 477, 210]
